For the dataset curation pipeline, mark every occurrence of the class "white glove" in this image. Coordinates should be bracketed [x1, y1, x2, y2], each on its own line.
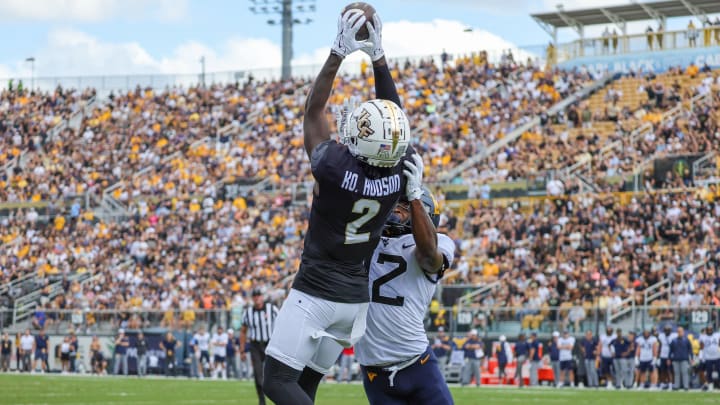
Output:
[634, 357, 640, 367]
[361, 14, 385, 62]
[403, 154, 424, 201]
[653, 358, 660, 367]
[331, 9, 371, 59]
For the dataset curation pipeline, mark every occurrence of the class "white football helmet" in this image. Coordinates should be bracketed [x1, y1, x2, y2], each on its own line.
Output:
[338, 99, 410, 168]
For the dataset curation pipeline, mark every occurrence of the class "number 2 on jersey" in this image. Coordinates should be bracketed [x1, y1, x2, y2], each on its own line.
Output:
[371, 254, 407, 307]
[345, 199, 381, 244]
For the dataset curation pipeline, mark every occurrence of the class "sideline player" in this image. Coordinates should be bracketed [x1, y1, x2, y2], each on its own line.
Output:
[211, 326, 229, 379]
[263, 7, 416, 405]
[635, 329, 658, 389]
[657, 325, 677, 389]
[699, 326, 720, 390]
[597, 325, 615, 388]
[557, 330, 576, 387]
[355, 185, 455, 405]
[194, 326, 211, 379]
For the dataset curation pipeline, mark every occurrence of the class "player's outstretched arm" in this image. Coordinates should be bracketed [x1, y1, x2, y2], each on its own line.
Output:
[404, 154, 443, 273]
[303, 53, 342, 157]
[304, 9, 369, 157]
[362, 15, 402, 108]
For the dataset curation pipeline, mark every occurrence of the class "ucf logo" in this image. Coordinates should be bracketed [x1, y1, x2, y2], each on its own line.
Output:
[367, 371, 377, 382]
[356, 109, 374, 139]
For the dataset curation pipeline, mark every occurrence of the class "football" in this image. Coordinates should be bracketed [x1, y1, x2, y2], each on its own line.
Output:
[342, 2, 376, 41]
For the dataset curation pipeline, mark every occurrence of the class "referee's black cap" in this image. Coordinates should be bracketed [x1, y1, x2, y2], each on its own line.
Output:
[252, 289, 263, 297]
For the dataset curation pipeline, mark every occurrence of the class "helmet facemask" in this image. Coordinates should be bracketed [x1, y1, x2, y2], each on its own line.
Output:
[382, 187, 440, 237]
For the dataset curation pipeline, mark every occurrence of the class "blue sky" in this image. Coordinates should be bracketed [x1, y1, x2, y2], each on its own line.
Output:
[0, 0, 712, 79]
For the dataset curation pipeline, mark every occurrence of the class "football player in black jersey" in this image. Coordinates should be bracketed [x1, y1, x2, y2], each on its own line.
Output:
[263, 7, 423, 405]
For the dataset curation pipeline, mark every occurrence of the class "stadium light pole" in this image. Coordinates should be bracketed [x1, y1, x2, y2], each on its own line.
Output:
[25, 57, 35, 90]
[249, 0, 316, 80]
[200, 56, 206, 88]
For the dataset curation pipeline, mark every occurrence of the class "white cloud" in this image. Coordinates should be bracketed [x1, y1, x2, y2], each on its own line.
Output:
[0, 19, 529, 88]
[383, 19, 523, 60]
[409, 0, 532, 16]
[294, 19, 534, 76]
[14, 28, 283, 78]
[0, 0, 188, 22]
[0, 64, 12, 80]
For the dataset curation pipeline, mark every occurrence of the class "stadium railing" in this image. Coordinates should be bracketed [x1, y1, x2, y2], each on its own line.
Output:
[557, 26, 720, 62]
[0, 308, 245, 336]
[439, 72, 617, 183]
[0, 46, 548, 94]
[11, 272, 96, 326]
[0, 273, 39, 300]
[3, 304, 718, 340]
[428, 304, 720, 339]
[693, 151, 719, 185]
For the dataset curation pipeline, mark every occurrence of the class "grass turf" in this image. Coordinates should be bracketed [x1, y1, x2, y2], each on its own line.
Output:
[1, 374, 718, 405]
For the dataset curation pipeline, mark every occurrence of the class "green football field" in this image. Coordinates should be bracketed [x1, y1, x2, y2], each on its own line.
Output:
[1, 374, 718, 405]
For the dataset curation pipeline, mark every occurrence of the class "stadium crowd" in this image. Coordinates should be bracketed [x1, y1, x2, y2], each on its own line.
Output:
[0, 189, 304, 331]
[0, 51, 601, 314]
[1, 62, 719, 330]
[1, 87, 97, 202]
[459, 66, 720, 186]
[1, 47, 719, 398]
[448, 188, 720, 335]
[2, 52, 599, 206]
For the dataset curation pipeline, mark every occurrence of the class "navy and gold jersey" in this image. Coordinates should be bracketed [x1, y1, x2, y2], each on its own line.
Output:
[292, 140, 412, 303]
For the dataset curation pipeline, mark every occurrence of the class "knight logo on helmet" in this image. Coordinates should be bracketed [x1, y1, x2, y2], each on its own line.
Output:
[355, 109, 374, 139]
[339, 99, 410, 168]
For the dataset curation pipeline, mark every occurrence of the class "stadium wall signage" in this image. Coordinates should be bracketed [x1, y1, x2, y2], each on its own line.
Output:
[559, 46, 720, 74]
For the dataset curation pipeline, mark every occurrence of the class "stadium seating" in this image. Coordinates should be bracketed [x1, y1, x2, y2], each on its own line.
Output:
[448, 67, 719, 189]
[1, 54, 719, 340]
[443, 186, 720, 336]
[95, 55, 596, 201]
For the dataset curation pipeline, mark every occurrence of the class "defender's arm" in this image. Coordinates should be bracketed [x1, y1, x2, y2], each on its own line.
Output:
[410, 198, 443, 274]
[364, 14, 402, 108]
[372, 58, 402, 108]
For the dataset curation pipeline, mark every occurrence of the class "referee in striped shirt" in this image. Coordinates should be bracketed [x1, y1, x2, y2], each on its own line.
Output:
[241, 289, 278, 405]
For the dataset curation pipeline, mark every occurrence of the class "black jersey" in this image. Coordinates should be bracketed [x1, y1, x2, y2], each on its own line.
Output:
[293, 140, 412, 303]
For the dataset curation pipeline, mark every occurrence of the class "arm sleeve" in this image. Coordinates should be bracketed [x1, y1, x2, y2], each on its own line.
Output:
[423, 234, 455, 283]
[437, 235, 456, 268]
[373, 63, 402, 108]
